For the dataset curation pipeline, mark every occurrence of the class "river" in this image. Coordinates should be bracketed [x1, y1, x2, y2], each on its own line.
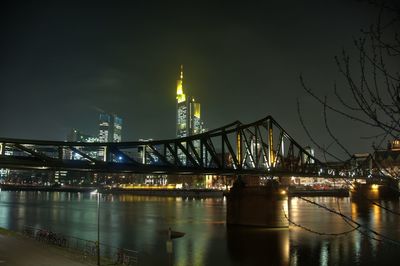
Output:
[0, 191, 399, 265]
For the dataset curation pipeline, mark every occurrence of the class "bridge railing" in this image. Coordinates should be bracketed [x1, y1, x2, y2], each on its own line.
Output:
[22, 226, 138, 265]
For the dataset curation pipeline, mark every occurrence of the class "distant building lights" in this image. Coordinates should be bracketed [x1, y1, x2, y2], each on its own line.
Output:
[371, 184, 379, 191]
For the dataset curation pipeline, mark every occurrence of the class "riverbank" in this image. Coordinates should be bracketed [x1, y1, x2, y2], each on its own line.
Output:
[0, 227, 97, 266]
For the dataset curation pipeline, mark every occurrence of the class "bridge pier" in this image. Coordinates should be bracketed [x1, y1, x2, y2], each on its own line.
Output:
[350, 179, 400, 200]
[226, 181, 289, 228]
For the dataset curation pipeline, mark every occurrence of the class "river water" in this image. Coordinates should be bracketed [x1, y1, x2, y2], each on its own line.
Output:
[0, 191, 400, 265]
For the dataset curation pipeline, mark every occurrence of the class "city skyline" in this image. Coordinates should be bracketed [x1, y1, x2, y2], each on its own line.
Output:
[1, 2, 400, 266]
[1, 1, 399, 158]
[66, 64, 205, 143]
[68, 111, 122, 143]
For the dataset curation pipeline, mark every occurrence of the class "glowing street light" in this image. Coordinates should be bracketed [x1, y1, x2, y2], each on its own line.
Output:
[91, 189, 101, 266]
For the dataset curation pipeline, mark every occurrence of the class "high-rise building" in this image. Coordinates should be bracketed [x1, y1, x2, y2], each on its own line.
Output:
[98, 113, 123, 142]
[99, 113, 111, 142]
[66, 129, 99, 160]
[176, 65, 204, 138]
[113, 116, 123, 142]
[67, 128, 99, 143]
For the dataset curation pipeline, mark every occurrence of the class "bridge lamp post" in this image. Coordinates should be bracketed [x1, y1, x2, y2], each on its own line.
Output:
[91, 189, 101, 266]
[97, 191, 100, 266]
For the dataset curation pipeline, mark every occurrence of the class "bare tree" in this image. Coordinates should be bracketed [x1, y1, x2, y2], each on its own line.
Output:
[289, 1, 400, 244]
[299, 0, 400, 173]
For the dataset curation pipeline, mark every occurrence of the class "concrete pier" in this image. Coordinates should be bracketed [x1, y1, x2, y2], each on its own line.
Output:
[226, 183, 289, 228]
[350, 181, 400, 200]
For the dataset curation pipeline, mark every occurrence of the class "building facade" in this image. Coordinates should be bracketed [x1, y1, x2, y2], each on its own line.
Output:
[113, 116, 123, 142]
[374, 140, 400, 178]
[67, 128, 99, 143]
[99, 113, 111, 142]
[176, 65, 204, 138]
[99, 113, 123, 142]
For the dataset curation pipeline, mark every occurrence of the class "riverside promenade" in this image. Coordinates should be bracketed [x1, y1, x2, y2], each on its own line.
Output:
[0, 228, 97, 266]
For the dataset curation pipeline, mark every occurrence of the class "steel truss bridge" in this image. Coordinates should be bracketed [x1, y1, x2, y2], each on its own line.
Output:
[0, 116, 380, 179]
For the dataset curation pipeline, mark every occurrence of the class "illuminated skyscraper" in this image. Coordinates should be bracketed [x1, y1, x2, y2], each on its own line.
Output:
[113, 115, 123, 142]
[176, 65, 204, 138]
[99, 113, 123, 142]
[99, 113, 111, 142]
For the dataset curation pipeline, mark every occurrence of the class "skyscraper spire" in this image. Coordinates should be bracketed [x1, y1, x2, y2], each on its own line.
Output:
[176, 64, 185, 103]
[180, 64, 183, 80]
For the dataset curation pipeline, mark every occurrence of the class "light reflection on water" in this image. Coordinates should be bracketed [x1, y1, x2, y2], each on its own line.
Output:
[0, 192, 400, 265]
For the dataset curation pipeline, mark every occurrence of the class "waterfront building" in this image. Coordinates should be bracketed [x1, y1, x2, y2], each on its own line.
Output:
[0, 143, 14, 156]
[0, 168, 9, 179]
[374, 139, 400, 178]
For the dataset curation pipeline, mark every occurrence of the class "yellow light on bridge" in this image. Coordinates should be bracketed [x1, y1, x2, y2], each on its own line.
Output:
[280, 189, 287, 195]
[371, 184, 379, 191]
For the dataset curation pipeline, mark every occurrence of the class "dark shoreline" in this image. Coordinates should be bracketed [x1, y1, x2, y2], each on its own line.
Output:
[0, 184, 225, 197]
[0, 184, 96, 193]
[289, 188, 349, 197]
[0, 184, 351, 197]
[104, 188, 225, 197]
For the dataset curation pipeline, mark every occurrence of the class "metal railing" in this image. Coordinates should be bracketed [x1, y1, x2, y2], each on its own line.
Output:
[23, 226, 138, 265]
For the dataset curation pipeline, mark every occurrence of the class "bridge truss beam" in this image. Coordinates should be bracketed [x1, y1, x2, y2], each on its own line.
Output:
[0, 116, 382, 178]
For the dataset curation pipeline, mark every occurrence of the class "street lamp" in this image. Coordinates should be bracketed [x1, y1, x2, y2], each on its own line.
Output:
[91, 189, 101, 266]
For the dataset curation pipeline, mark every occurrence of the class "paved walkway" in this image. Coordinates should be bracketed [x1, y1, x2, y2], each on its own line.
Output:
[0, 233, 96, 266]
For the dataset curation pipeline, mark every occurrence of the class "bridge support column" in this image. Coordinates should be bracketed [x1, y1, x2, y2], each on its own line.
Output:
[226, 181, 289, 228]
[350, 179, 400, 200]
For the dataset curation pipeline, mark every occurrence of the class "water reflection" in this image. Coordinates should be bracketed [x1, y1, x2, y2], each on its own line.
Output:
[1, 192, 400, 265]
[226, 227, 289, 266]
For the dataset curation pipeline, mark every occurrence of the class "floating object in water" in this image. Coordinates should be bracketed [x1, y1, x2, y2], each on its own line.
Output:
[168, 227, 185, 239]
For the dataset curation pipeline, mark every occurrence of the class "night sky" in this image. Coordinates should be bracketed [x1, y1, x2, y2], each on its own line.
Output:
[0, 0, 394, 158]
